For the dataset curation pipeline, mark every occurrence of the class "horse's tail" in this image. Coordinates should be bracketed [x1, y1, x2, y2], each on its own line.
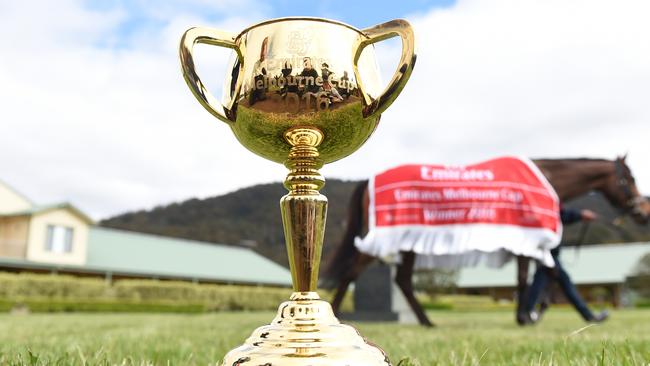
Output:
[320, 179, 368, 289]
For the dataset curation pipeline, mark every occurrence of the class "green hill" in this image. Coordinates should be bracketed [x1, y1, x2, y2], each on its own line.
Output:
[562, 193, 650, 245]
[101, 179, 361, 268]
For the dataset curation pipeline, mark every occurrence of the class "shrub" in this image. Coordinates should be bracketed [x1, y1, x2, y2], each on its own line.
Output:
[0, 271, 349, 313]
[635, 299, 650, 308]
[0, 298, 205, 313]
[0, 272, 108, 300]
[417, 294, 515, 311]
[421, 301, 454, 310]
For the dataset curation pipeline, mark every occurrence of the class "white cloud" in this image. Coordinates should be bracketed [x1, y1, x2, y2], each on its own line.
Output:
[1, 0, 649, 220]
[0, 0, 272, 218]
[332, 0, 650, 194]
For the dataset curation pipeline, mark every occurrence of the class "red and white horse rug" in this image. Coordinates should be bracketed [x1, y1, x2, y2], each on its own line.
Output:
[355, 157, 562, 269]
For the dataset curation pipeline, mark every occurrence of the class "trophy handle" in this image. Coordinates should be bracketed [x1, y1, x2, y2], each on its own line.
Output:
[179, 27, 241, 124]
[356, 19, 416, 118]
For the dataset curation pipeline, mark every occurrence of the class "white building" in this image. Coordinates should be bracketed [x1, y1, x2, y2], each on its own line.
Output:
[0, 180, 91, 266]
[0, 179, 291, 286]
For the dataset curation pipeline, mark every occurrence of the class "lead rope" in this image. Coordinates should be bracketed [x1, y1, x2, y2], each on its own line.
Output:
[568, 221, 590, 265]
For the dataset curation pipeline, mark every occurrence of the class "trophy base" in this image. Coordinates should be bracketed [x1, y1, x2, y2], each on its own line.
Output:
[220, 292, 392, 366]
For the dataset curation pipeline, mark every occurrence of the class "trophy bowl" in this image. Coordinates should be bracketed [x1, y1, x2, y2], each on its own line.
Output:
[180, 17, 415, 165]
[180, 17, 415, 366]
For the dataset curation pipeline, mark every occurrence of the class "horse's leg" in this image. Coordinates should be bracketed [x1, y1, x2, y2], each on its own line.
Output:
[330, 253, 375, 314]
[331, 278, 352, 314]
[327, 181, 370, 313]
[395, 252, 434, 327]
[516, 256, 531, 325]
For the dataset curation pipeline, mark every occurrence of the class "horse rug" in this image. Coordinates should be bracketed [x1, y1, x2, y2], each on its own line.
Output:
[355, 157, 561, 269]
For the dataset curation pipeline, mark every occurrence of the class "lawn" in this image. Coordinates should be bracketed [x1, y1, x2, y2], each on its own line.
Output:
[0, 309, 649, 365]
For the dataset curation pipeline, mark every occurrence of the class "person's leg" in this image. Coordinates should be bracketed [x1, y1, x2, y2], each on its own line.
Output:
[537, 284, 551, 316]
[537, 248, 562, 316]
[524, 247, 562, 322]
[549, 247, 607, 322]
[525, 264, 550, 314]
[555, 265, 595, 320]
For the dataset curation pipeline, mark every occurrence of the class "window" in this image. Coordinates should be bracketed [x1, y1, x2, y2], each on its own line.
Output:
[45, 225, 73, 253]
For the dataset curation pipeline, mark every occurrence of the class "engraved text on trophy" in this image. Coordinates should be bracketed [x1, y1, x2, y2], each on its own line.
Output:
[242, 37, 360, 114]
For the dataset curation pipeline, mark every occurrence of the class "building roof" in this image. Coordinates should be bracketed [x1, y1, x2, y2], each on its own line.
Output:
[0, 226, 291, 286]
[86, 227, 291, 286]
[457, 242, 650, 288]
[0, 202, 94, 224]
[0, 179, 34, 214]
[0, 179, 34, 206]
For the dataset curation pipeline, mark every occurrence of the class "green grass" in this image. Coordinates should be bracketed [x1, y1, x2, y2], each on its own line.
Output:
[1, 309, 649, 365]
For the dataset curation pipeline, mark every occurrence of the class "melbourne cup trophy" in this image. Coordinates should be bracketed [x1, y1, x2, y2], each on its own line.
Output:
[179, 17, 415, 366]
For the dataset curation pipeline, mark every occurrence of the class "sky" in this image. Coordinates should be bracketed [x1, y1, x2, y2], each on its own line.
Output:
[1, 0, 649, 220]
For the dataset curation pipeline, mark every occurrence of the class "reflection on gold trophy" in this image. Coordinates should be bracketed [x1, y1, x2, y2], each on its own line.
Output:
[180, 17, 415, 366]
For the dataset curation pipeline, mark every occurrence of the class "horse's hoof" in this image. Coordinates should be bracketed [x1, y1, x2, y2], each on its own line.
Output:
[422, 321, 436, 328]
[516, 311, 534, 326]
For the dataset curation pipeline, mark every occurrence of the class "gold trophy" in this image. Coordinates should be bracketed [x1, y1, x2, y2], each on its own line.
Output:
[180, 17, 415, 366]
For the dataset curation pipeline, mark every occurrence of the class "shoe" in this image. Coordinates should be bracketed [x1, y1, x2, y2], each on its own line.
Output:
[529, 310, 539, 323]
[587, 310, 609, 323]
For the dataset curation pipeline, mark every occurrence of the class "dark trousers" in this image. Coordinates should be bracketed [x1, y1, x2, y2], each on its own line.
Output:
[525, 247, 594, 320]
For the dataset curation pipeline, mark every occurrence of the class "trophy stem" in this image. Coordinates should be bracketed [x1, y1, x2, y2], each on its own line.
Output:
[220, 126, 393, 365]
[281, 127, 327, 295]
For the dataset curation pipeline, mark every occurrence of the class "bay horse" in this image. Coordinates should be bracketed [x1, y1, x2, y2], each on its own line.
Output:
[323, 157, 650, 327]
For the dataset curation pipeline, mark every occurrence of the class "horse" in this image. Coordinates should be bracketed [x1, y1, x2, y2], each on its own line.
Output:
[322, 157, 650, 327]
